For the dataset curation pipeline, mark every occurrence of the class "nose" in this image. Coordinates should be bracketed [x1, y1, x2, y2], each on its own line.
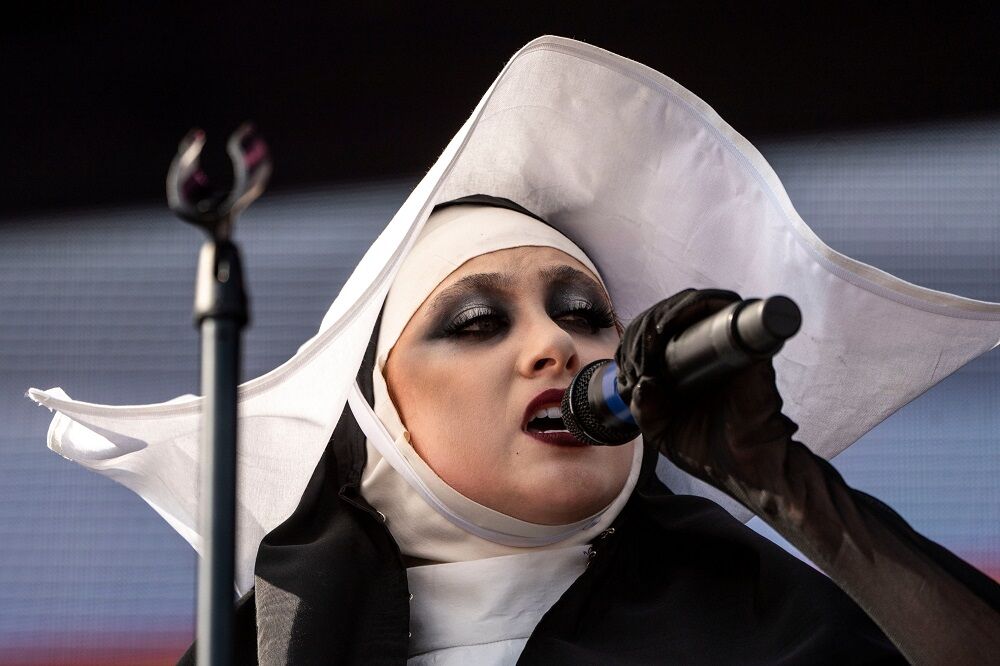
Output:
[516, 314, 581, 378]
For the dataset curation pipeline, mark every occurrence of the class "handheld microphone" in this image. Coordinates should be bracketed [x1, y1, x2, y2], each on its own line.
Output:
[561, 296, 801, 446]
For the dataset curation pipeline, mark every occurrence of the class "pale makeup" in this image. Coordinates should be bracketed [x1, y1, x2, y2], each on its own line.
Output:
[384, 247, 634, 525]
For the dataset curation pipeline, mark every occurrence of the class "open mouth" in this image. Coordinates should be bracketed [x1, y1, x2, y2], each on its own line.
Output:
[522, 396, 586, 447]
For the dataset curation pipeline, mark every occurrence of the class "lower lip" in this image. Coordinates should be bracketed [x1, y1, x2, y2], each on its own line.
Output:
[525, 430, 588, 447]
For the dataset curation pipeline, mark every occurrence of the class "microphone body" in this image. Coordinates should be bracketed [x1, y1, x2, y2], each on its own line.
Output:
[561, 296, 801, 446]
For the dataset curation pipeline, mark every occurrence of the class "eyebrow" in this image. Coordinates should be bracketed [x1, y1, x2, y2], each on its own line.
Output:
[539, 265, 603, 291]
[426, 265, 606, 315]
[427, 272, 513, 315]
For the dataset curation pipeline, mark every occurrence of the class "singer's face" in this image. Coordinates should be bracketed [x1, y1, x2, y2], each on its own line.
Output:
[384, 246, 635, 525]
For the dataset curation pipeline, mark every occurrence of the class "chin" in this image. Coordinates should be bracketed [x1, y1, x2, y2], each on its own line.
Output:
[512, 465, 625, 525]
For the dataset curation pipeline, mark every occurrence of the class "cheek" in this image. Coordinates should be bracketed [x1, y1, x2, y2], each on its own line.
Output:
[390, 346, 514, 466]
[577, 330, 620, 363]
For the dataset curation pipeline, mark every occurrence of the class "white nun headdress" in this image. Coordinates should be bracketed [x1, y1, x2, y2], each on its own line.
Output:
[361, 201, 643, 562]
[28, 36, 1000, 594]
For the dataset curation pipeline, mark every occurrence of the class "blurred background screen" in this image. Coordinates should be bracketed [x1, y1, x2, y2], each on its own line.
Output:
[1, 4, 997, 664]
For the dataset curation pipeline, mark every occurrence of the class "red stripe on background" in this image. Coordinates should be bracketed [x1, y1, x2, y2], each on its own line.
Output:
[0, 632, 191, 666]
[0, 651, 184, 666]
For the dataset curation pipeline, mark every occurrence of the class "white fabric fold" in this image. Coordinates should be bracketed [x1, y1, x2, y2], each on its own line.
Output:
[26, 35, 1000, 594]
[405, 544, 590, 663]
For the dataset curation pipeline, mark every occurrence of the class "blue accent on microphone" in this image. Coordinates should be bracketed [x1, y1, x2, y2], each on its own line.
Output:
[601, 361, 636, 425]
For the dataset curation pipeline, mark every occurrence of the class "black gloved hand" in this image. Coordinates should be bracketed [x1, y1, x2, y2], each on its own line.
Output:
[615, 288, 799, 502]
[618, 290, 1000, 664]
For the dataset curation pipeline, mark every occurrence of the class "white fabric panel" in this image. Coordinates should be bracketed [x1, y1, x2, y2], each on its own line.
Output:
[406, 544, 588, 663]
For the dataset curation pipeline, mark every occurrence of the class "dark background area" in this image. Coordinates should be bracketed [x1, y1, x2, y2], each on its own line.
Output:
[3, 2, 999, 218]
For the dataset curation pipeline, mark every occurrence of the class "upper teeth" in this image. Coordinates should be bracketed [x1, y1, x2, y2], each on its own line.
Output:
[532, 406, 562, 420]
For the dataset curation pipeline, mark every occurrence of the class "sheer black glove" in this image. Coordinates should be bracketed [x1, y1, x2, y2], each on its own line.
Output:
[616, 288, 1000, 664]
[614, 288, 798, 506]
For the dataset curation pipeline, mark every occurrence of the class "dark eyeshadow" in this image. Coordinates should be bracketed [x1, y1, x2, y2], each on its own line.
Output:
[541, 265, 608, 312]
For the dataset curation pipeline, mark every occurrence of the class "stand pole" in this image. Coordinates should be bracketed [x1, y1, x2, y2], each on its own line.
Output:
[167, 124, 269, 665]
[194, 240, 247, 666]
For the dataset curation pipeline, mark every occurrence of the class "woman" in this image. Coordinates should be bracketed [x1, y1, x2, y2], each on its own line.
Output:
[29, 37, 1000, 663]
[229, 197, 997, 664]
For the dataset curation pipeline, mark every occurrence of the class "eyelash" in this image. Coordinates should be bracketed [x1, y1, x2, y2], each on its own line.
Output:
[558, 300, 617, 333]
[442, 306, 507, 338]
[442, 302, 617, 339]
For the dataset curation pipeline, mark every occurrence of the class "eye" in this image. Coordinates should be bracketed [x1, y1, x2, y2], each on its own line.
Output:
[442, 305, 509, 339]
[555, 300, 617, 334]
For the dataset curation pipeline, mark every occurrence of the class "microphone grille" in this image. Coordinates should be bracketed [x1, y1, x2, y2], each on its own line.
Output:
[562, 359, 638, 446]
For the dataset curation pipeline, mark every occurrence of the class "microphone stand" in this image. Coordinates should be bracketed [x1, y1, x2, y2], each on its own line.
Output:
[167, 124, 271, 665]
